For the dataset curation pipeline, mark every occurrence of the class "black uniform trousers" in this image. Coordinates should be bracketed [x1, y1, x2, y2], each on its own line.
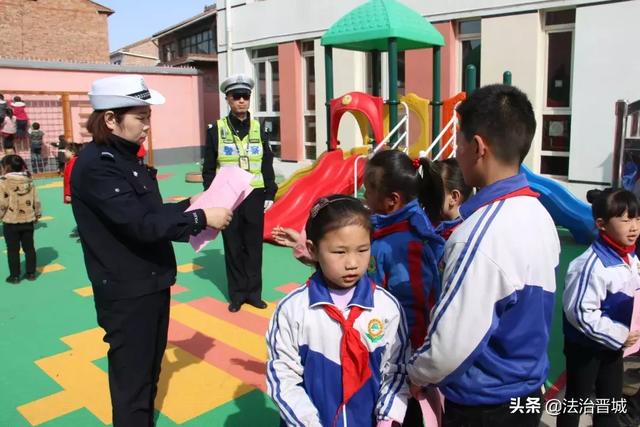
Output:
[95, 289, 170, 427]
[3, 222, 36, 277]
[557, 340, 623, 427]
[221, 188, 265, 305]
[441, 389, 543, 427]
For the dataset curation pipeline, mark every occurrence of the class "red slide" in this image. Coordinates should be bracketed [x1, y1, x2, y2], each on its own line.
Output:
[263, 149, 366, 242]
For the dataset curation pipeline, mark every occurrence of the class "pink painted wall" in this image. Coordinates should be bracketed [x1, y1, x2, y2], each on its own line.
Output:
[278, 42, 304, 161]
[405, 21, 457, 101]
[405, 21, 456, 143]
[0, 66, 205, 153]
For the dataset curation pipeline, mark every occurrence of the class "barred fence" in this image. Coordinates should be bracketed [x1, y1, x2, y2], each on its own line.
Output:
[1, 91, 92, 178]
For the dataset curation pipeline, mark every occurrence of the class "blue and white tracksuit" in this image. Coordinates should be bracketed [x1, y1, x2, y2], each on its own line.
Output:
[266, 273, 410, 427]
[563, 238, 640, 351]
[369, 199, 445, 349]
[407, 173, 560, 405]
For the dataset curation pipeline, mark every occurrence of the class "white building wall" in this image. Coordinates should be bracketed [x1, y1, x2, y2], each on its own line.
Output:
[480, 12, 544, 172]
[569, 0, 640, 185]
[217, 0, 616, 49]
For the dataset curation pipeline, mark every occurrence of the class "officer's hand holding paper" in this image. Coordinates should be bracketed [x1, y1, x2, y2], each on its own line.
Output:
[186, 166, 254, 252]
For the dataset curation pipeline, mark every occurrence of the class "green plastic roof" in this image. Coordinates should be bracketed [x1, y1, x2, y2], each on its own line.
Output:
[321, 0, 444, 52]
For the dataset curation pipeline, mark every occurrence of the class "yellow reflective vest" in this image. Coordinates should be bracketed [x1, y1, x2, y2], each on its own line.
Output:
[216, 118, 264, 189]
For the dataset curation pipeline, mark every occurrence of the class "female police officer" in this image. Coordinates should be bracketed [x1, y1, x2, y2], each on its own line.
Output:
[71, 75, 232, 426]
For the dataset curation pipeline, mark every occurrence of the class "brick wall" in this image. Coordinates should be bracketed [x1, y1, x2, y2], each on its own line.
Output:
[112, 38, 159, 66]
[0, 0, 111, 63]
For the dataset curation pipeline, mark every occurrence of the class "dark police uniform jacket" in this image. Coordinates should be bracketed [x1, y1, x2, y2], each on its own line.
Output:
[71, 134, 206, 302]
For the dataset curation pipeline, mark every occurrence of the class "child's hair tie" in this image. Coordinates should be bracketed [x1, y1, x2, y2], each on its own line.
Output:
[412, 158, 424, 178]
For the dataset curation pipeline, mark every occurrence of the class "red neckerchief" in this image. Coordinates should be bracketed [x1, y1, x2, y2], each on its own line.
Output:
[492, 187, 539, 202]
[440, 222, 461, 240]
[322, 304, 371, 425]
[599, 231, 636, 265]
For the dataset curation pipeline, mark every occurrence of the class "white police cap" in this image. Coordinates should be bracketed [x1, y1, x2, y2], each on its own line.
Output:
[88, 75, 165, 110]
[220, 74, 255, 94]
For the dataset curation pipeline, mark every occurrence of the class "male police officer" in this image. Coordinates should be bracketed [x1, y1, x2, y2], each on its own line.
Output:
[202, 74, 277, 312]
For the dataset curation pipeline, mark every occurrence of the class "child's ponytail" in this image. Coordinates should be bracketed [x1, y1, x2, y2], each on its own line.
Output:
[417, 157, 446, 224]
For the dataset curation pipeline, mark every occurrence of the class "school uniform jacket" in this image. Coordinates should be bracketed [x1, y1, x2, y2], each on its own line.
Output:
[266, 272, 410, 427]
[563, 238, 640, 351]
[434, 217, 464, 241]
[369, 200, 445, 349]
[407, 173, 560, 405]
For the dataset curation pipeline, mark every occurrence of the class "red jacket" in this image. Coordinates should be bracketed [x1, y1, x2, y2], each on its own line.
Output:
[63, 155, 78, 202]
[9, 101, 28, 121]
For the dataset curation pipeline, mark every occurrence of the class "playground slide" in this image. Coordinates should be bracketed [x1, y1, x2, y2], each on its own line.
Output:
[264, 149, 366, 242]
[521, 165, 595, 244]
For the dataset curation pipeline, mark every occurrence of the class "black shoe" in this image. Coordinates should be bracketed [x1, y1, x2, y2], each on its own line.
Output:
[228, 302, 242, 312]
[246, 299, 268, 309]
[5, 276, 20, 284]
[25, 273, 36, 281]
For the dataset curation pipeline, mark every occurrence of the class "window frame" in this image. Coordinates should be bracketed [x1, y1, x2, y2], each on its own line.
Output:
[540, 11, 575, 178]
[457, 19, 481, 92]
[302, 42, 316, 159]
[252, 47, 281, 155]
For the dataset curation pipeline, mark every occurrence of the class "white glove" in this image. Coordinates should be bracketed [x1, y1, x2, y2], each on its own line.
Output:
[264, 200, 274, 212]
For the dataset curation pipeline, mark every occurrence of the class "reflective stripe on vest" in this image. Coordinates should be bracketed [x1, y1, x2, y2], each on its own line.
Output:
[216, 118, 264, 188]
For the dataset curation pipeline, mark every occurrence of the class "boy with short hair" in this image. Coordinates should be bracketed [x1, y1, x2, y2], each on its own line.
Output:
[407, 84, 560, 427]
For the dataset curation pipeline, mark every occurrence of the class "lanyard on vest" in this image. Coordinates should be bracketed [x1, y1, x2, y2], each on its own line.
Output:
[225, 117, 251, 170]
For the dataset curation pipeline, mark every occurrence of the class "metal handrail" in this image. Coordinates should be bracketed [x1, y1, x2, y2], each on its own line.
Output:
[354, 101, 411, 196]
[433, 133, 456, 161]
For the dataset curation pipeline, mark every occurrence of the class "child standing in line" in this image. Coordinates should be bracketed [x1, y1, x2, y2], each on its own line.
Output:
[418, 157, 473, 240]
[407, 84, 560, 427]
[267, 195, 410, 427]
[364, 149, 444, 426]
[1, 109, 17, 155]
[0, 155, 41, 284]
[9, 96, 29, 147]
[29, 122, 44, 173]
[363, 149, 445, 350]
[559, 188, 640, 427]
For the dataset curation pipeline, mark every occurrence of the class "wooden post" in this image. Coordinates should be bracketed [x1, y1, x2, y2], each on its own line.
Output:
[61, 93, 73, 142]
[147, 127, 154, 167]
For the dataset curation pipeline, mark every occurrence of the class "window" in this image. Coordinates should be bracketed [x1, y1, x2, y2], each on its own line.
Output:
[397, 51, 405, 96]
[541, 10, 575, 178]
[162, 41, 177, 62]
[179, 29, 214, 56]
[302, 41, 316, 160]
[458, 20, 481, 91]
[252, 47, 281, 157]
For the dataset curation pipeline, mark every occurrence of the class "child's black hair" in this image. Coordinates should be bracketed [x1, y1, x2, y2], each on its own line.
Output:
[5, 109, 13, 118]
[456, 84, 536, 164]
[32, 122, 40, 130]
[1, 154, 29, 175]
[0, 94, 4, 100]
[13, 96, 21, 102]
[305, 194, 371, 245]
[365, 149, 419, 203]
[418, 157, 473, 223]
[586, 188, 640, 222]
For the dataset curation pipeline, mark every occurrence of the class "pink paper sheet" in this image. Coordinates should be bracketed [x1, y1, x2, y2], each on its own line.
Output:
[624, 289, 640, 357]
[186, 166, 253, 252]
[419, 387, 444, 427]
